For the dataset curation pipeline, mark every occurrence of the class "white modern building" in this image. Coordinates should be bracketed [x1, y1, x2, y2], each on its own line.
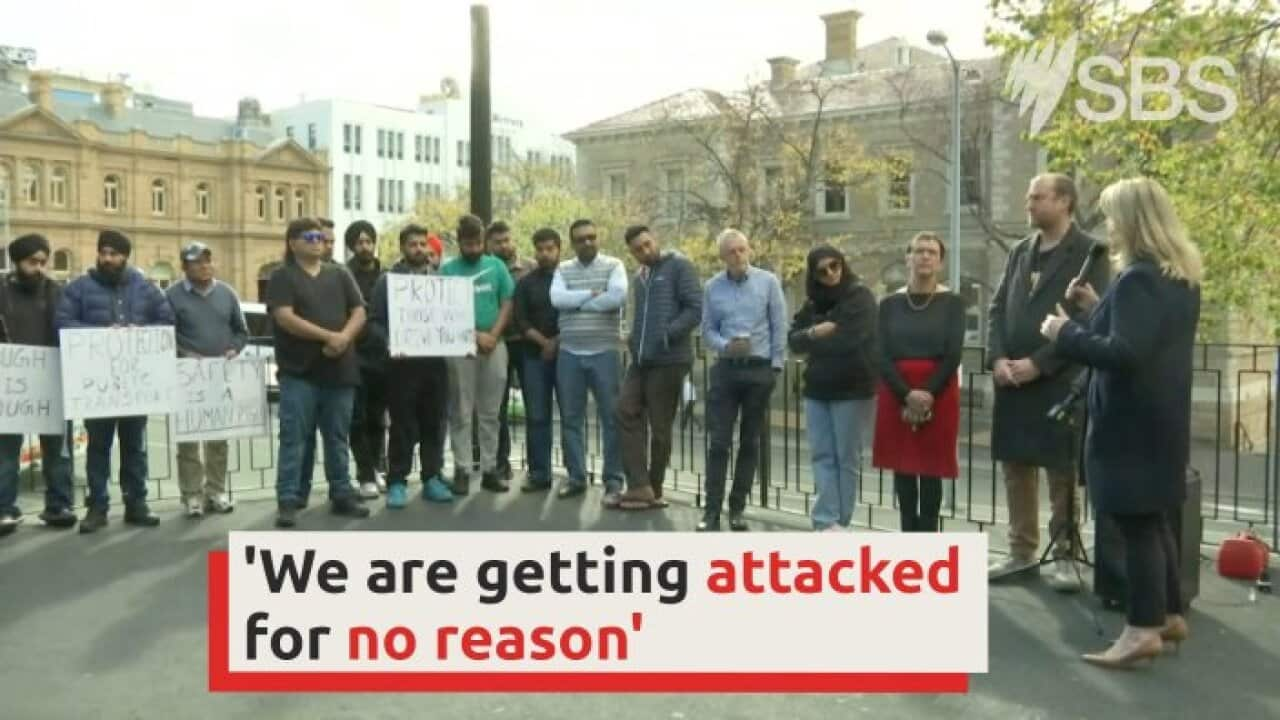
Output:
[271, 83, 574, 259]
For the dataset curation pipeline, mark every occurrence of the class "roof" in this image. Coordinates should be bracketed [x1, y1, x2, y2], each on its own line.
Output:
[0, 81, 278, 145]
[566, 43, 1005, 139]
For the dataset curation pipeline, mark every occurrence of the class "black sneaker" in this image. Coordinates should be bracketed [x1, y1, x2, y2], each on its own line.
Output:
[39, 507, 78, 529]
[451, 472, 471, 497]
[124, 503, 160, 527]
[481, 472, 509, 493]
[0, 514, 20, 536]
[79, 507, 108, 534]
[521, 478, 552, 493]
[556, 483, 586, 500]
[498, 464, 514, 482]
[728, 511, 749, 532]
[330, 496, 371, 519]
[696, 514, 720, 532]
[275, 505, 298, 528]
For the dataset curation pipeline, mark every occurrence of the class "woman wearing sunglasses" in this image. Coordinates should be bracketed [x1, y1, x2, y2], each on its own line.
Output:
[872, 232, 965, 532]
[787, 245, 878, 531]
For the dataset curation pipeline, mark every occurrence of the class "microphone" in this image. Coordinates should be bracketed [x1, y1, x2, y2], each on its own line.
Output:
[1072, 242, 1108, 288]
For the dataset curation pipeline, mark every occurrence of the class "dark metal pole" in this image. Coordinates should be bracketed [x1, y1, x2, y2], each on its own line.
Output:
[470, 4, 493, 224]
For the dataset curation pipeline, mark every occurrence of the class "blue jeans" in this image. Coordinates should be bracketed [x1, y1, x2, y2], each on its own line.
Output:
[0, 425, 74, 516]
[520, 347, 558, 485]
[556, 349, 623, 492]
[805, 397, 873, 529]
[276, 375, 357, 507]
[84, 416, 149, 512]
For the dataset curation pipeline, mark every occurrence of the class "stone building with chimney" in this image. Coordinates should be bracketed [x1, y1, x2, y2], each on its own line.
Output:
[0, 51, 328, 299]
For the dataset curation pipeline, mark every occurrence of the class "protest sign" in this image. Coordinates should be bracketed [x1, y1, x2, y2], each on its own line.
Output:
[60, 326, 178, 419]
[172, 356, 269, 442]
[387, 275, 474, 357]
[211, 532, 987, 693]
[0, 344, 64, 435]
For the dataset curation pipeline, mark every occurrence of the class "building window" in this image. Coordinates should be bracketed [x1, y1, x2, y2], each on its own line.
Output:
[307, 123, 317, 150]
[343, 123, 352, 153]
[151, 179, 167, 216]
[897, 46, 911, 66]
[607, 172, 627, 203]
[433, 137, 441, 164]
[663, 167, 685, 217]
[763, 166, 784, 208]
[274, 187, 286, 221]
[103, 175, 120, 211]
[195, 182, 211, 218]
[255, 185, 267, 220]
[397, 132, 405, 160]
[0, 164, 10, 209]
[294, 188, 307, 217]
[53, 249, 72, 273]
[961, 144, 982, 207]
[377, 178, 385, 212]
[354, 175, 363, 210]
[415, 135, 423, 162]
[397, 180, 405, 213]
[821, 182, 848, 216]
[886, 156, 913, 213]
[377, 129, 386, 158]
[286, 126, 294, 139]
[354, 125, 363, 155]
[343, 174, 352, 210]
[457, 140, 464, 167]
[22, 163, 39, 205]
[49, 166, 67, 207]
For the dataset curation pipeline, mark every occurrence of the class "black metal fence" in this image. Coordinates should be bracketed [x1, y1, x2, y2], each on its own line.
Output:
[12, 341, 1278, 549]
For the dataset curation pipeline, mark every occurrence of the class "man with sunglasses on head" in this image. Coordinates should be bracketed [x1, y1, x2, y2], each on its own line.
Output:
[266, 218, 371, 528]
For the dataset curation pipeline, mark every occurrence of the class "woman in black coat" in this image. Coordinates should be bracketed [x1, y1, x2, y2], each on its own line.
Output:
[1041, 177, 1202, 670]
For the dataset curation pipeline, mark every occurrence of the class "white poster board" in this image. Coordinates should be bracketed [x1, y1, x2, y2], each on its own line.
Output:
[0, 344, 65, 435]
[387, 274, 475, 357]
[59, 326, 179, 419]
[172, 356, 269, 442]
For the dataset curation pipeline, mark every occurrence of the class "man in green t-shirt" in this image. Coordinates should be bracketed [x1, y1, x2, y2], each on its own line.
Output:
[440, 214, 515, 495]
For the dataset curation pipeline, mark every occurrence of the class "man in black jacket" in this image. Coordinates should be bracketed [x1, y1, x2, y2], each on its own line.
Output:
[612, 226, 702, 510]
[0, 235, 77, 533]
[367, 224, 453, 508]
[344, 220, 387, 499]
[986, 173, 1110, 589]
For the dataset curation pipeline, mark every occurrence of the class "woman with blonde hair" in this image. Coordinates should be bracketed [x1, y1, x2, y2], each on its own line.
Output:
[1041, 177, 1202, 669]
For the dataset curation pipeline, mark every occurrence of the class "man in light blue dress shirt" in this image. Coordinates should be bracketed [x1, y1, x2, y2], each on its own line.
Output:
[699, 229, 788, 531]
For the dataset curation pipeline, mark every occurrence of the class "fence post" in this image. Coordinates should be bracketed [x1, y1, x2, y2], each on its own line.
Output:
[758, 420, 771, 509]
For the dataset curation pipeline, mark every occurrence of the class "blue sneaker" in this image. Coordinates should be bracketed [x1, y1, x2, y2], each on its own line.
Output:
[422, 475, 454, 504]
[386, 483, 408, 509]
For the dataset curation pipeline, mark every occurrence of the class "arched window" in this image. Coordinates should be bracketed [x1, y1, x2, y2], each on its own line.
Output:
[255, 185, 267, 220]
[49, 166, 67, 207]
[151, 179, 167, 215]
[22, 163, 40, 205]
[195, 182, 211, 218]
[274, 187, 287, 221]
[52, 249, 73, 274]
[294, 188, 306, 218]
[103, 174, 121, 211]
[0, 164, 11, 209]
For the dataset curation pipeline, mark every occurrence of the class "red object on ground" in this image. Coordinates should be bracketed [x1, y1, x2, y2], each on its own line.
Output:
[1217, 531, 1270, 580]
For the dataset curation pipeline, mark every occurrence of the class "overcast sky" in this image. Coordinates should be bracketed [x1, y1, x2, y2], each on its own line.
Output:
[5, 0, 997, 134]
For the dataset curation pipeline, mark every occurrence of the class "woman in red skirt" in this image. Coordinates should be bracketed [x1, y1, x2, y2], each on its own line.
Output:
[873, 232, 965, 531]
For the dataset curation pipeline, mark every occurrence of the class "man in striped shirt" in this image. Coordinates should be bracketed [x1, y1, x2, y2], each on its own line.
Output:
[549, 219, 628, 502]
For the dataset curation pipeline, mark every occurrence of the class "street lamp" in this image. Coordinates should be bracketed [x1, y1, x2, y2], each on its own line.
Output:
[927, 30, 962, 293]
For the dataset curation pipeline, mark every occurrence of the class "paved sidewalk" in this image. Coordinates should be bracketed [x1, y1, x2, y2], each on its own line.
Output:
[0, 486, 1277, 720]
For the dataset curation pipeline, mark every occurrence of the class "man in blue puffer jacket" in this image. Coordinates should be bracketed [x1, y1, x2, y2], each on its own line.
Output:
[611, 226, 702, 510]
[55, 229, 175, 534]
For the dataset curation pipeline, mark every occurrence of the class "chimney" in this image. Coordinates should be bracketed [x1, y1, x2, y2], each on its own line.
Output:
[27, 71, 53, 111]
[767, 57, 800, 90]
[101, 83, 127, 118]
[821, 9, 863, 67]
[237, 97, 263, 127]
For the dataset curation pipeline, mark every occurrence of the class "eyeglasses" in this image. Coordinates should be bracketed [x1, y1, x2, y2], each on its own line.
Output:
[301, 231, 326, 243]
[816, 261, 841, 277]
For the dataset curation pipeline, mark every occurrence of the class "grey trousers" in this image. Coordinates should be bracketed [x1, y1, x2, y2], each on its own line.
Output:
[448, 342, 508, 475]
